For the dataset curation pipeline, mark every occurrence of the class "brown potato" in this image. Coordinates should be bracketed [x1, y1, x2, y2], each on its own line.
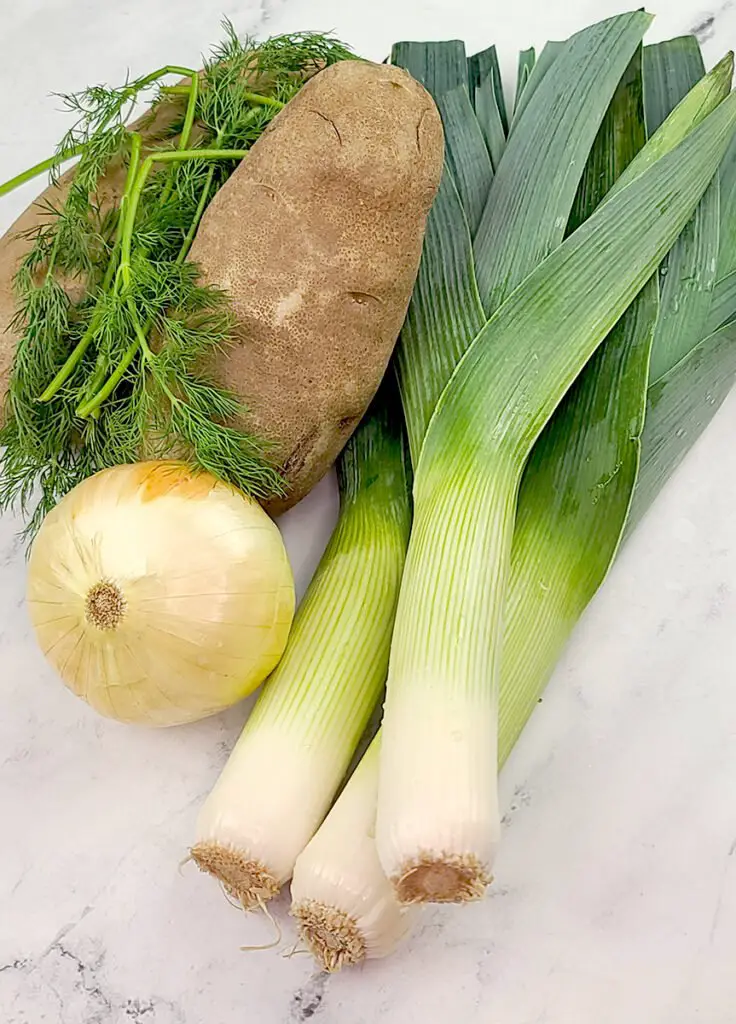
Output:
[188, 59, 443, 514]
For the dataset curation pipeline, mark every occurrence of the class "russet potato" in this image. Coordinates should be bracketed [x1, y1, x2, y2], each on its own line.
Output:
[189, 60, 443, 513]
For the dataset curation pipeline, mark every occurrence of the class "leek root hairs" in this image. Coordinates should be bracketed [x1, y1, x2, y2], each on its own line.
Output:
[190, 842, 280, 910]
[239, 897, 283, 952]
[291, 900, 366, 973]
[289, 734, 415, 970]
[393, 853, 491, 905]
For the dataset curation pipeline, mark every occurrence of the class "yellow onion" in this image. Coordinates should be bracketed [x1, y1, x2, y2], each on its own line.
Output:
[26, 461, 295, 726]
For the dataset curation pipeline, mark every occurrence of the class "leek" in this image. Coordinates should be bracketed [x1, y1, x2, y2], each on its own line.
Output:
[290, 32, 736, 961]
[377, 42, 736, 902]
[191, 382, 410, 907]
[291, 735, 414, 972]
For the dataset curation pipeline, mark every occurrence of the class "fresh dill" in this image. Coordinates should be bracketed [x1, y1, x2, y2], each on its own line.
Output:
[0, 23, 353, 534]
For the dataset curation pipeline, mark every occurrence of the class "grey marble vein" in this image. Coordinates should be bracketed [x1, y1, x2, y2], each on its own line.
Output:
[689, 2, 733, 42]
[289, 972, 330, 1022]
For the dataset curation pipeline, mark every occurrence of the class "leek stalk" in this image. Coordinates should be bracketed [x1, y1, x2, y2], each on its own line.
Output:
[191, 383, 410, 907]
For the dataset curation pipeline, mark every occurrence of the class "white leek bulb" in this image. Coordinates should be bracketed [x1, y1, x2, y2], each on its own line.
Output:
[26, 461, 295, 726]
[291, 736, 415, 971]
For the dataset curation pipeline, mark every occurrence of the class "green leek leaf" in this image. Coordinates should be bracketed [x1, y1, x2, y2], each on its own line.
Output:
[510, 40, 564, 128]
[394, 14, 654, 467]
[391, 44, 486, 462]
[389, 39, 467, 97]
[717, 122, 736, 278]
[513, 47, 536, 113]
[627, 321, 736, 530]
[706, 268, 736, 333]
[437, 87, 494, 235]
[394, 170, 484, 465]
[613, 52, 733, 191]
[468, 44, 507, 132]
[474, 77, 506, 171]
[426, 89, 736, 476]
[644, 38, 721, 381]
[474, 11, 652, 315]
[643, 35, 703, 129]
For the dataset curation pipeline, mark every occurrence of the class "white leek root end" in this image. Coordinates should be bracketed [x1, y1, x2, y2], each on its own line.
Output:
[290, 736, 416, 969]
[191, 841, 280, 910]
[377, 680, 501, 905]
[393, 852, 492, 905]
[292, 900, 366, 972]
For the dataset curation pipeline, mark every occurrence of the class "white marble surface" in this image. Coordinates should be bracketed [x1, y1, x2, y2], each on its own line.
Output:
[2, 1, 736, 1022]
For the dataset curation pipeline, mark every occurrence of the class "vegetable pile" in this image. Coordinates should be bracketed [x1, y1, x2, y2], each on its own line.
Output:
[4, 9, 736, 974]
[0, 27, 355, 533]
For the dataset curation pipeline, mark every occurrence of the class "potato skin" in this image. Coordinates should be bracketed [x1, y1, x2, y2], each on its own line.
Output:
[188, 60, 444, 514]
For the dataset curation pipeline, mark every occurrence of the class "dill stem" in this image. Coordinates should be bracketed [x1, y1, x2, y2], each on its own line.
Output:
[177, 165, 217, 263]
[118, 149, 247, 290]
[0, 66, 195, 199]
[241, 91, 286, 109]
[0, 146, 85, 197]
[38, 133, 143, 403]
[128, 65, 198, 90]
[159, 77, 200, 206]
[79, 147, 247, 419]
[177, 126, 226, 263]
[180, 78, 200, 150]
[84, 357, 109, 419]
[76, 339, 137, 417]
